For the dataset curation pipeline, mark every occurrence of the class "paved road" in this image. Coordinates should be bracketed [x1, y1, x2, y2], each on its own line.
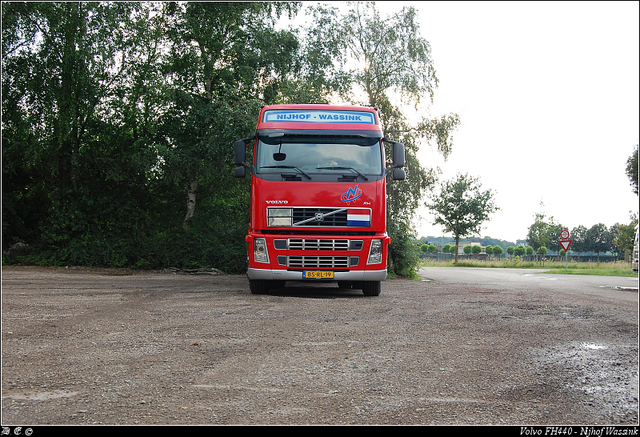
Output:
[419, 267, 638, 302]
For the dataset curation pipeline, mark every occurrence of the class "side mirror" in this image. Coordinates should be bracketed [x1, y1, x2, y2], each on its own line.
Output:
[392, 141, 405, 168]
[392, 168, 405, 181]
[383, 138, 405, 179]
[234, 139, 246, 166]
[233, 137, 254, 178]
[234, 166, 246, 178]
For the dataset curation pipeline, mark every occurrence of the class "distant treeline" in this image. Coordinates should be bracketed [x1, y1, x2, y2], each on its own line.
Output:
[420, 236, 523, 252]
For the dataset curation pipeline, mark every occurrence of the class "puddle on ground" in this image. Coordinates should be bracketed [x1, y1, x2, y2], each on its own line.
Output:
[581, 343, 607, 350]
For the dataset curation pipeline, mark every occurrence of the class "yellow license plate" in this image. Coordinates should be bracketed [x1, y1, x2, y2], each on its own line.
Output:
[303, 271, 334, 279]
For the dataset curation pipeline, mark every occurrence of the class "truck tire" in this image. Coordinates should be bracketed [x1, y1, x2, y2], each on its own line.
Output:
[270, 280, 286, 290]
[249, 280, 285, 294]
[249, 280, 270, 295]
[362, 281, 381, 296]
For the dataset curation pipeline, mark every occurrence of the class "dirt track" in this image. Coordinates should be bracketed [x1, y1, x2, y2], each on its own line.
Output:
[1, 266, 638, 425]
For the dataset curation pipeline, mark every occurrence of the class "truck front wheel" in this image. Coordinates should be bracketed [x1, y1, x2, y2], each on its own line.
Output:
[249, 280, 268, 294]
[362, 281, 381, 296]
[249, 280, 285, 294]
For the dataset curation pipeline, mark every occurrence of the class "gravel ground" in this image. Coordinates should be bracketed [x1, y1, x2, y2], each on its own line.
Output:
[1, 266, 638, 425]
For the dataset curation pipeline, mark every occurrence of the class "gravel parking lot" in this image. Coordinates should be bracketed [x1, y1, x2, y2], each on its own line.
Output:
[1, 266, 638, 425]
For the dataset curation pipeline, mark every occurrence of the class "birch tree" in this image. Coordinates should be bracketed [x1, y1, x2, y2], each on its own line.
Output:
[337, 2, 460, 276]
[161, 2, 300, 228]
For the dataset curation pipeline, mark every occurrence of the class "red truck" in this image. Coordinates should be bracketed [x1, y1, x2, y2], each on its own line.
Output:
[234, 104, 405, 296]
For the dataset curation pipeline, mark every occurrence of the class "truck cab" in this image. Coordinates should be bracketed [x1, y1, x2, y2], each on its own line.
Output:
[234, 104, 405, 296]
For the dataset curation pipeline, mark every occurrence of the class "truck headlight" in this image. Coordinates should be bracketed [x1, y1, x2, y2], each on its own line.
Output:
[267, 208, 292, 227]
[254, 238, 269, 263]
[367, 239, 383, 264]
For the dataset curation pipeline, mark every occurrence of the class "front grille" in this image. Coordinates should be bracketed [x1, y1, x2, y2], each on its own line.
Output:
[288, 239, 350, 250]
[293, 208, 347, 227]
[267, 207, 371, 228]
[287, 256, 350, 268]
[274, 238, 363, 251]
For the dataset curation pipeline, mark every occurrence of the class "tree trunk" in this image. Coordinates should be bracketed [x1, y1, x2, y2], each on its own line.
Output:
[57, 2, 81, 193]
[183, 173, 198, 229]
[454, 235, 460, 264]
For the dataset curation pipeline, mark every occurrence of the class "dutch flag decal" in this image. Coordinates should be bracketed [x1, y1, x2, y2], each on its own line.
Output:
[347, 209, 371, 227]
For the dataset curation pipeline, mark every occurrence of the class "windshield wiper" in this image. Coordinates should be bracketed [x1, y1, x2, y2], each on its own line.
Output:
[260, 165, 311, 180]
[316, 166, 368, 181]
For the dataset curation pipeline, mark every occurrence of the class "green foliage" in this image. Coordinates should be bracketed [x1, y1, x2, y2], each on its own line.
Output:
[527, 210, 636, 260]
[421, 259, 635, 277]
[325, 2, 460, 276]
[428, 173, 498, 262]
[614, 214, 638, 256]
[526, 209, 564, 252]
[386, 220, 420, 279]
[2, 2, 452, 275]
[626, 145, 638, 195]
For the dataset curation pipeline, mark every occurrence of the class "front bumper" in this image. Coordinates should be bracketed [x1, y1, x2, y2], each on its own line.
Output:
[247, 267, 387, 282]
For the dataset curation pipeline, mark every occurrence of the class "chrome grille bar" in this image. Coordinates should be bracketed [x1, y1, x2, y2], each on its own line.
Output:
[288, 239, 350, 251]
[287, 256, 350, 268]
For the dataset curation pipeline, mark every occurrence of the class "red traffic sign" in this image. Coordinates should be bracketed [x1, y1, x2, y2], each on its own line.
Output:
[559, 240, 572, 252]
[560, 229, 570, 240]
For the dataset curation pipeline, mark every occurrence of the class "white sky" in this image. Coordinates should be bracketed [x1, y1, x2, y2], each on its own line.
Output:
[371, 1, 639, 243]
[285, 2, 639, 243]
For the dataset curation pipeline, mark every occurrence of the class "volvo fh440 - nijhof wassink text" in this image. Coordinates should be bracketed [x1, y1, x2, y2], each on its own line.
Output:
[234, 104, 405, 296]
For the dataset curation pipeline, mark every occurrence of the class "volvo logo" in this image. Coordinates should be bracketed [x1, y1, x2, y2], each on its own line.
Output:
[314, 212, 324, 221]
[266, 200, 288, 204]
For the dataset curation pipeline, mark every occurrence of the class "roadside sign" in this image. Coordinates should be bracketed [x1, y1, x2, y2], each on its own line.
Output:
[559, 240, 572, 252]
[559, 231, 572, 271]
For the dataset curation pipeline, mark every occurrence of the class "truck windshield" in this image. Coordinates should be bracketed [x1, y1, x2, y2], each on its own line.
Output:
[256, 135, 383, 176]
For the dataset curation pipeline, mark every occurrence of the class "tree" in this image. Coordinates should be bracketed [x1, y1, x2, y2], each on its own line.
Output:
[586, 223, 613, 262]
[272, 4, 352, 104]
[1, 2, 313, 271]
[526, 208, 562, 252]
[537, 246, 548, 265]
[2, 2, 155, 264]
[614, 213, 638, 261]
[570, 225, 589, 254]
[428, 173, 498, 263]
[626, 145, 638, 195]
[492, 245, 504, 258]
[546, 224, 566, 254]
[420, 243, 436, 255]
[3, 2, 467, 274]
[332, 2, 460, 276]
[161, 2, 301, 228]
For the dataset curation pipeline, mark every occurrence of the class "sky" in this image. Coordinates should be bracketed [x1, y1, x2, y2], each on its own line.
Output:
[374, 1, 639, 243]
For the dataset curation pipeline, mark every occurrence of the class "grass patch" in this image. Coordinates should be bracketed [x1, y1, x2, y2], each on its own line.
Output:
[545, 268, 636, 277]
[420, 259, 638, 277]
